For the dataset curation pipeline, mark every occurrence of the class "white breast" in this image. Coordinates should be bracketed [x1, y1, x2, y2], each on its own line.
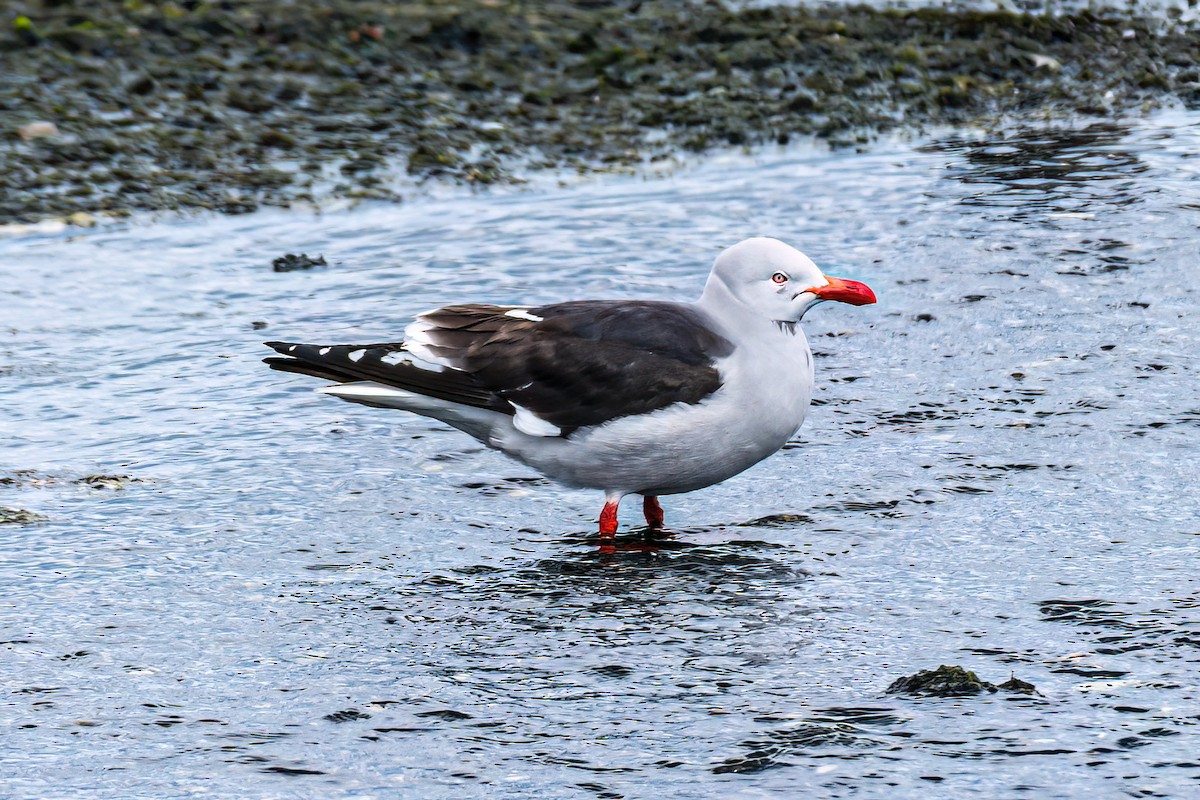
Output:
[495, 325, 815, 495]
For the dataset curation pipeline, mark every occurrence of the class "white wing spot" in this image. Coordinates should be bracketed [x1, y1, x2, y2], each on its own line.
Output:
[287, 345, 297, 352]
[348, 349, 366, 362]
[504, 309, 544, 323]
[512, 404, 561, 437]
[380, 348, 444, 373]
[381, 351, 409, 365]
[318, 347, 331, 355]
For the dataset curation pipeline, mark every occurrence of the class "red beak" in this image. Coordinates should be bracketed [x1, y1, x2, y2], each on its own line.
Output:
[812, 275, 876, 306]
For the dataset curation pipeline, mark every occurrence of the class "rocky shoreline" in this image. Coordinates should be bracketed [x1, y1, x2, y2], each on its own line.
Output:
[3, 0, 1198, 224]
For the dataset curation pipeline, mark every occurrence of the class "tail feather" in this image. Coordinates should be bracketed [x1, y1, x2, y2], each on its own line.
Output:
[318, 381, 508, 439]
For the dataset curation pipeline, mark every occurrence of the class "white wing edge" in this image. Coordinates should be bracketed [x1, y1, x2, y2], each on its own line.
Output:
[512, 404, 561, 437]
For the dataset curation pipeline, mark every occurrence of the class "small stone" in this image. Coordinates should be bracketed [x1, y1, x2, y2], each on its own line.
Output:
[66, 212, 97, 228]
[1029, 53, 1062, 71]
[126, 74, 156, 95]
[17, 121, 59, 141]
[258, 129, 298, 149]
[997, 676, 1040, 695]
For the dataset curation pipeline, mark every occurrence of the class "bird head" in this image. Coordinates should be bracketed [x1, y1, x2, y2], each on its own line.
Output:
[704, 237, 876, 323]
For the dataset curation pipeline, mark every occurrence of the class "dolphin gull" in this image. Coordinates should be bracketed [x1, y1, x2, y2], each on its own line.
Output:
[264, 237, 876, 537]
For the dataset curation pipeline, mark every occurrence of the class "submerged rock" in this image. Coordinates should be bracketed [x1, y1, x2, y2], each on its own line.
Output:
[887, 665, 997, 697]
[739, 513, 814, 528]
[0, 507, 48, 524]
[0, 470, 55, 488]
[886, 665, 1041, 697]
[272, 253, 327, 272]
[75, 474, 139, 490]
[324, 708, 371, 723]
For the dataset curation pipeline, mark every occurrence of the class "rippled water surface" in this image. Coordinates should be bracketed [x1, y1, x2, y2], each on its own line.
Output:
[3, 110, 1199, 798]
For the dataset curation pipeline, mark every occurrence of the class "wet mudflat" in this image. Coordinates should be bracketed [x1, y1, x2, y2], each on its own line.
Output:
[5, 0, 1200, 224]
[2, 110, 1199, 797]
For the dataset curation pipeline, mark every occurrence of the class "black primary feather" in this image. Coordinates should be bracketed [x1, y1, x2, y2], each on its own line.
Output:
[264, 300, 730, 434]
[264, 342, 510, 413]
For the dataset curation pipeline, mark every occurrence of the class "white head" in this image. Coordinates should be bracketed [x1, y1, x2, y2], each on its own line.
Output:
[700, 237, 875, 323]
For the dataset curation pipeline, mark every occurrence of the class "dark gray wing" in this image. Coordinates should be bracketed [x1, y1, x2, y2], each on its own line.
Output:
[264, 300, 731, 435]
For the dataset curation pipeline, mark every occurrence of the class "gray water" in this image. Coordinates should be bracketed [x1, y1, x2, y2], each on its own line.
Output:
[2, 109, 1198, 799]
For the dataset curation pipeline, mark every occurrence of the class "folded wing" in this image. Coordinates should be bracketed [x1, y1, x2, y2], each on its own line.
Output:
[264, 300, 731, 437]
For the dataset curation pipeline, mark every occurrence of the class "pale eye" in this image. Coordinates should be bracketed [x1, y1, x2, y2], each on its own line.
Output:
[771, 272, 789, 284]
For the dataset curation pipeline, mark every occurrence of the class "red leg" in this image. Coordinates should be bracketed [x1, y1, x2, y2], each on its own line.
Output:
[643, 495, 664, 529]
[599, 497, 620, 538]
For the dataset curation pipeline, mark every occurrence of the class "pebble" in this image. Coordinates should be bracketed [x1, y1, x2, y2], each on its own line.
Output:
[17, 121, 59, 141]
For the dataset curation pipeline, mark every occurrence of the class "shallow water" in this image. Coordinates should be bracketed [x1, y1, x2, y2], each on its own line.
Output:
[2, 109, 1199, 798]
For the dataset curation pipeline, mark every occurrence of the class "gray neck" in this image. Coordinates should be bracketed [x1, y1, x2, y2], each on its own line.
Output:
[697, 275, 757, 340]
[698, 273, 749, 322]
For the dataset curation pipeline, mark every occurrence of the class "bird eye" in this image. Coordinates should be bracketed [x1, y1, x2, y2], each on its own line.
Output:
[771, 272, 789, 284]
